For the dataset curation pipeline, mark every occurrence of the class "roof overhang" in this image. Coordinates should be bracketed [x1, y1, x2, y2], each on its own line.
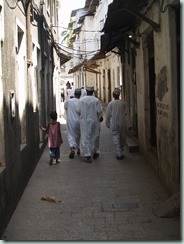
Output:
[102, 0, 158, 33]
[83, 67, 101, 74]
[68, 51, 105, 74]
[84, 50, 105, 69]
[101, 0, 160, 53]
[100, 32, 124, 53]
[68, 60, 86, 74]
[89, 50, 106, 61]
[59, 52, 71, 66]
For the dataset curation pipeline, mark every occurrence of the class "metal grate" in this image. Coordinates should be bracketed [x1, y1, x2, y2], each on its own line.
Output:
[112, 203, 138, 209]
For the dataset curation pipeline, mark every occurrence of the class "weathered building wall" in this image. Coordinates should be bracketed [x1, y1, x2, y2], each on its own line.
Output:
[92, 49, 122, 104]
[0, 0, 5, 168]
[0, 0, 59, 236]
[122, 44, 137, 135]
[0, 2, 38, 236]
[135, 1, 179, 192]
[154, 3, 179, 192]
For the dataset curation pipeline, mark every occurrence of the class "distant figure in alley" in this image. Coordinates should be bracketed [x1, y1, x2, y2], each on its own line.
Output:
[106, 87, 131, 160]
[65, 81, 75, 100]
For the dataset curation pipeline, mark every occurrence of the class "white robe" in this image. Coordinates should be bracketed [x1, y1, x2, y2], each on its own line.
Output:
[81, 88, 87, 97]
[76, 96, 103, 157]
[65, 87, 75, 101]
[64, 98, 80, 149]
[106, 99, 129, 156]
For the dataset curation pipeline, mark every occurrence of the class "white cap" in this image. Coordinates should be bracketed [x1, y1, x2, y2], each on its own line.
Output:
[86, 85, 94, 91]
[113, 87, 121, 96]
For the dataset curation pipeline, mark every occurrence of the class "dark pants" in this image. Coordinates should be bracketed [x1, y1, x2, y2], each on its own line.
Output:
[49, 147, 60, 160]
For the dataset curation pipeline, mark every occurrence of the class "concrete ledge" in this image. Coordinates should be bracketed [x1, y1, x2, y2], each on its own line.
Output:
[126, 137, 139, 152]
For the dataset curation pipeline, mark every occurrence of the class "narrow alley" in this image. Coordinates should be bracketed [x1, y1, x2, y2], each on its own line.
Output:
[2, 103, 180, 241]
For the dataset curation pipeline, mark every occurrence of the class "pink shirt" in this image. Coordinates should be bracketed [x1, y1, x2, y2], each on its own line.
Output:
[48, 122, 61, 148]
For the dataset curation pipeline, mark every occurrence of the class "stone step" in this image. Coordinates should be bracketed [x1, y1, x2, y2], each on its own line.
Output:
[152, 192, 180, 218]
[126, 137, 139, 152]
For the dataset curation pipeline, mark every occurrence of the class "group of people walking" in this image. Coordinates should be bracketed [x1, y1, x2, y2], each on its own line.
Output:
[64, 85, 103, 163]
[40, 82, 131, 165]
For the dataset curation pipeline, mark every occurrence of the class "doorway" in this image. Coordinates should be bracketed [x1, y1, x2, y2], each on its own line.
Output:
[148, 32, 157, 147]
[108, 69, 111, 102]
[103, 69, 106, 102]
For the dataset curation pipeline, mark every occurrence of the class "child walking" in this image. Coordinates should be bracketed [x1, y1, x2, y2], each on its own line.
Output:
[40, 111, 63, 165]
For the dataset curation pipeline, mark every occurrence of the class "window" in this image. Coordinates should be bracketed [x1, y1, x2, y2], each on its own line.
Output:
[0, 0, 4, 41]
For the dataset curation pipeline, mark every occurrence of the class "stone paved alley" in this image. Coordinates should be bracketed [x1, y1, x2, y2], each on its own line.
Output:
[2, 102, 180, 241]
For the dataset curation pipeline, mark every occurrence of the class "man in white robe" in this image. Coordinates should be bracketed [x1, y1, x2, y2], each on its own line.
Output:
[76, 85, 103, 163]
[106, 87, 131, 160]
[64, 88, 81, 158]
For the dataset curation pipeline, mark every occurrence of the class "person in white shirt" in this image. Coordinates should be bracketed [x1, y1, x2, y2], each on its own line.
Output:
[67, 87, 75, 98]
[65, 81, 75, 100]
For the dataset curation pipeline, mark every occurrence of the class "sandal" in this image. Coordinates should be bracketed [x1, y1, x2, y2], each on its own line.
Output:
[84, 157, 92, 163]
[69, 151, 75, 159]
[116, 155, 123, 160]
[93, 152, 99, 159]
[77, 148, 80, 155]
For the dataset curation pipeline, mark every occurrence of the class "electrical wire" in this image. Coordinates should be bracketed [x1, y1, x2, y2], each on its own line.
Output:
[57, 43, 101, 56]
[57, 49, 100, 58]
[55, 44, 100, 59]
[60, 39, 99, 45]
[4, 0, 17, 9]
[51, 25, 101, 33]
[4, 0, 100, 60]
[4, 0, 26, 15]
[56, 42, 100, 54]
